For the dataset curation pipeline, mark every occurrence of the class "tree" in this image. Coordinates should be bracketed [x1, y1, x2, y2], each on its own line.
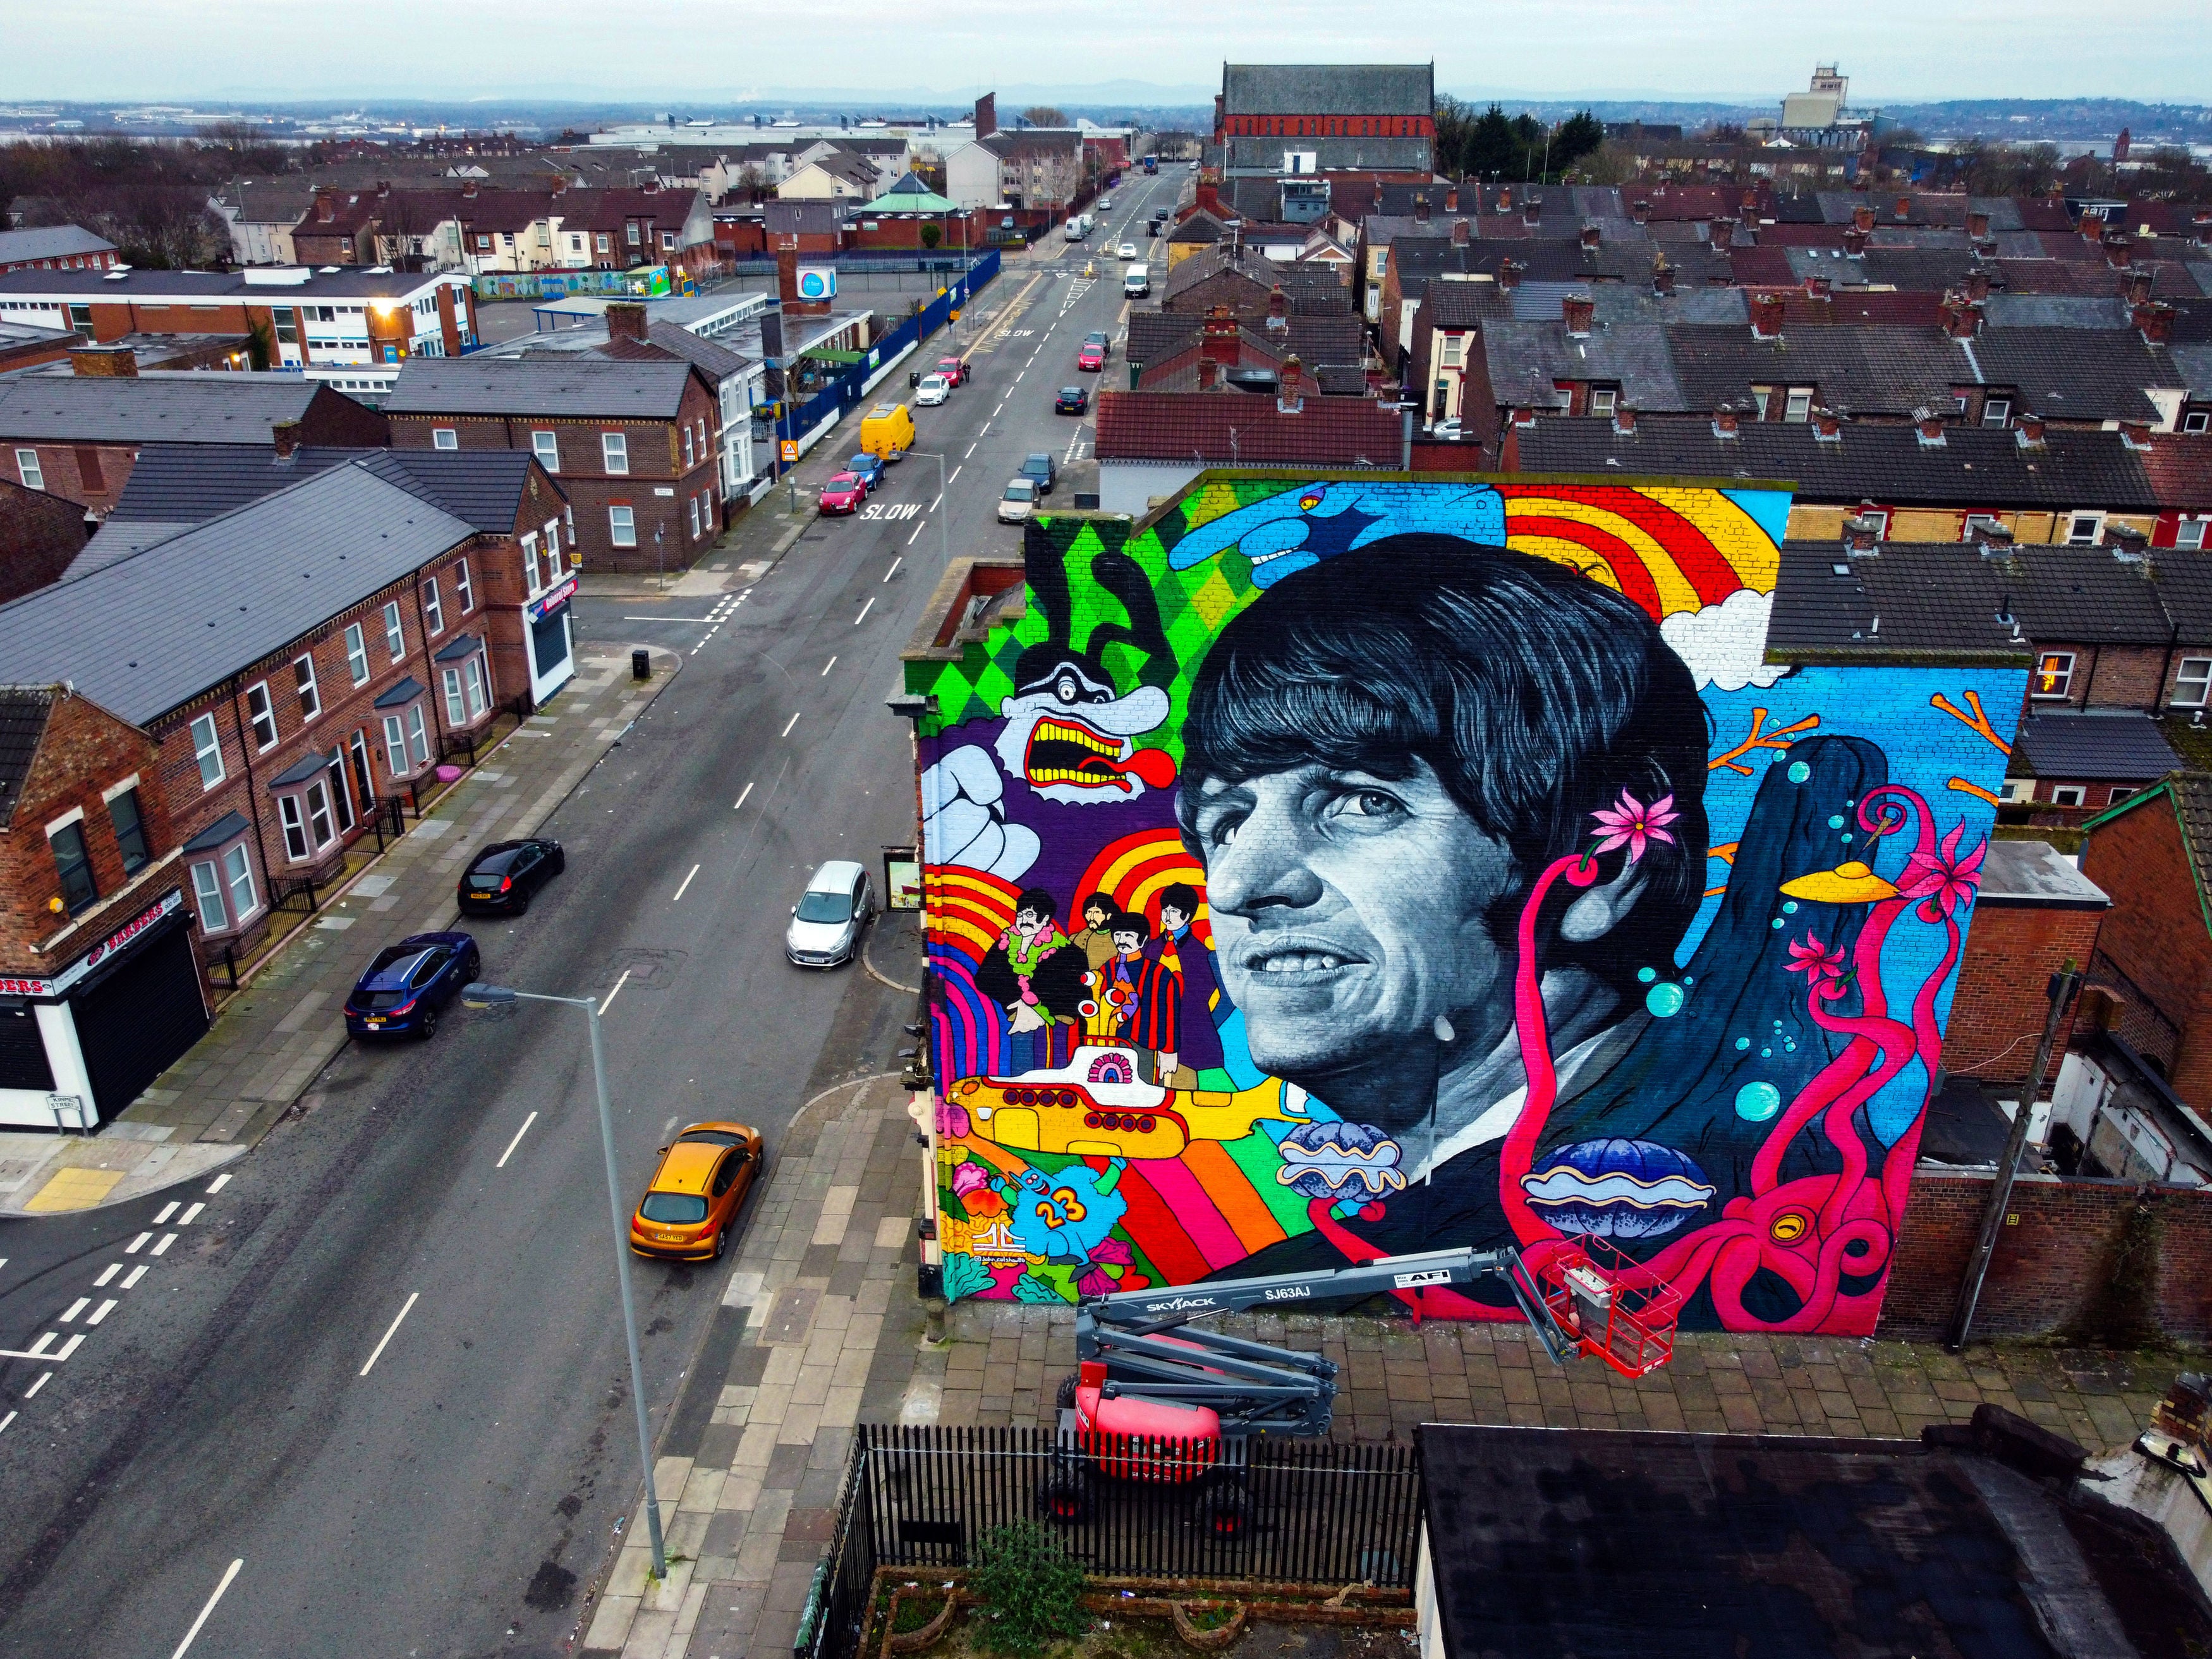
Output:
[1552, 111, 1605, 173]
[1021, 106, 1069, 129]
[920, 222, 942, 249]
[1466, 104, 1519, 179]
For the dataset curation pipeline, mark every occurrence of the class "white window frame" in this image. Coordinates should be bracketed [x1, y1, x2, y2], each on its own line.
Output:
[602, 432, 629, 475]
[190, 858, 229, 932]
[382, 600, 404, 662]
[532, 430, 559, 471]
[681, 425, 694, 470]
[610, 504, 637, 547]
[1982, 396, 2012, 427]
[2050, 784, 2087, 808]
[464, 653, 487, 719]
[2177, 517, 2208, 550]
[244, 680, 278, 750]
[422, 578, 443, 636]
[223, 841, 257, 924]
[2183, 411, 2209, 435]
[406, 703, 430, 769]
[432, 427, 458, 451]
[344, 622, 370, 685]
[293, 653, 320, 721]
[1589, 387, 1617, 418]
[1783, 387, 1814, 423]
[2032, 650, 2075, 700]
[2065, 511, 2104, 546]
[2173, 657, 2212, 708]
[442, 667, 466, 727]
[456, 557, 473, 613]
[521, 532, 544, 598]
[277, 793, 310, 861]
[688, 495, 700, 539]
[382, 713, 412, 777]
[190, 713, 224, 789]
[13, 447, 42, 490]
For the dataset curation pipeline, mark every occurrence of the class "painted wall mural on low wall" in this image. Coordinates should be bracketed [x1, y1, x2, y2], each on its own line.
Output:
[906, 473, 2025, 1333]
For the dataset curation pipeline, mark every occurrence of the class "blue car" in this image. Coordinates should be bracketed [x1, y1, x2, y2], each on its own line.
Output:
[842, 453, 885, 493]
[343, 931, 481, 1041]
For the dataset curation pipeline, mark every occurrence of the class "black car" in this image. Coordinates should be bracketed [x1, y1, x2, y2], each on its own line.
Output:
[456, 837, 566, 915]
[344, 932, 481, 1040]
[1021, 453, 1058, 494]
[1055, 386, 1089, 415]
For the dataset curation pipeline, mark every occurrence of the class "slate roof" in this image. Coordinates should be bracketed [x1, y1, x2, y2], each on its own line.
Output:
[1966, 327, 2187, 423]
[0, 463, 477, 726]
[1512, 416, 2161, 507]
[1124, 310, 1368, 370]
[1664, 323, 1967, 415]
[384, 356, 696, 418]
[0, 374, 339, 444]
[2016, 712, 2183, 781]
[1095, 391, 1402, 466]
[1981, 295, 2132, 329]
[0, 685, 56, 829]
[0, 225, 116, 264]
[99, 442, 538, 539]
[1421, 282, 1517, 329]
[0, 268, 441, 300]
[1221, 63, 1431, 116]
[2134, 432, 2212, 510]
[1481, 321, 1684, 413]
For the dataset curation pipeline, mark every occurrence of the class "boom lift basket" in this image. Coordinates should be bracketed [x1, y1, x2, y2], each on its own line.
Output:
[1533, 1234, 1685, 1380]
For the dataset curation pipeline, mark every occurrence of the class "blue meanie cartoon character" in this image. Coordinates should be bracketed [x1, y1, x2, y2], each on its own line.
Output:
[1170, 482, 1507, 588]
[995, 1162, 1126, 1264]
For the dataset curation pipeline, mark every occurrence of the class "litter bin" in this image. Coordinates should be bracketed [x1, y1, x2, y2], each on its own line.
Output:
[631, 648, 651, 681]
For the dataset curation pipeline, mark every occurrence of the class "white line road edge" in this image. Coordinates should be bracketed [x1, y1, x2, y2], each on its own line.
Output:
[169, 1558, 244, 1659]
[734, 781, 755, 811]
[598, 969, 633, 1017]
[781, 711, 801, 738]
[672, 863, 700, 902]
[496, 1111, 539, 1170]
[359, 1292, 420, 1377]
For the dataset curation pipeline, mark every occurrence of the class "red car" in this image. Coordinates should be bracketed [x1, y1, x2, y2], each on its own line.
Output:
[1076, 342, 1105, 372]
[936, 356, 968, 387]
[818, 472, 867, 514]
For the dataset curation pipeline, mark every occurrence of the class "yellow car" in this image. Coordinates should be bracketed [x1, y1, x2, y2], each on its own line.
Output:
[629, 1122, 763, 1261]
[947, 1047, 1311, 1158]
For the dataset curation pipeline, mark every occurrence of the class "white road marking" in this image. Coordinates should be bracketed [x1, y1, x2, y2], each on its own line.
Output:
[598, 969, 633, 1016]
[122, 1265, 147, 1289]
[884, 557, 902, 583]
[153, 1202, 178, 1225]
[854, 597, 875, 625]
[496, 1111, 539, 1169]
[179, 1203, 204, 1225]
[359, 1292, 420, 1376]
[906, 522, 923, 545]
[169, 1557, 244, 1659]
[672, 863, 701, 901]
[964, 443, 976, 458]
[781, 710, 801, 738]
[621, 615, 715, 623]
[95, 1263, 119, 1287]
[126, 1233, 149, 1253]
[1065, 427, 1084, 462]
[152, 1233, 177, 1256]
[993, 403, 1004, 417]
[948, 466, 961, 485]
[53, 1333, 82, 1361]
[24, 1371, 50, 1398]
[0, 1412, 13, 1435]
[86, 1299, 117, 1326]
[929, 494, 942, 511]
[734, 781, 755, 810]
[1014, 371, 1023, 382]
[820, 655, 837, 676]
[60, 1298, 87, 1322]
[206, 1174, 230, 1194]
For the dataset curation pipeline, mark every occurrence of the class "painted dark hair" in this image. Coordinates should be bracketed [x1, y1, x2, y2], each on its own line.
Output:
[1014, 887, 1057, 925]
[1158, 882, 1199, 921]
[1176, 537, 1711, 988]
[1079, 891, 1115, 924]
[1109, 911, 1152, 944]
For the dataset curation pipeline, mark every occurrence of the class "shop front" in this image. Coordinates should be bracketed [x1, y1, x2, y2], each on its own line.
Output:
[526, 575, 578, 707]
[0, 886, 207, 1129]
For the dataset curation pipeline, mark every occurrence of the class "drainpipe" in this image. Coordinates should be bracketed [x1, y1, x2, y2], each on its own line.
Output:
[226, 678, 277, 909]
[1401, 404, 1414, 471]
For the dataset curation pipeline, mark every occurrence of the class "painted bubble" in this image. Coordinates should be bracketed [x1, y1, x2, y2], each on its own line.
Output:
[1782, 901, 1798, 915]
[1788, 761, 1811, 782]
[1637, 966, 1657, 983]
[1645, 982, 1686, 1018]
[1735, 1036, 1751, 1051]
[1827, 815, 1845, 829]
[1735, 1081, 1784, 1122]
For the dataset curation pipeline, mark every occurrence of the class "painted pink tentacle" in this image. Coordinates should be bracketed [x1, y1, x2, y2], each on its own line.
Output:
[1858, 784, 1934, 867]
[1801, 987, 1917, 1231]
[1751, 1034, 1876, 1193]
[1883, 913, 1962, 1225]
[1500, 853, 1604, 1246]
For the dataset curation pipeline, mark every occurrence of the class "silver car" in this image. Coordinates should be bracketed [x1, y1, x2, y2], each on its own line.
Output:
[786, 860, 873, 968]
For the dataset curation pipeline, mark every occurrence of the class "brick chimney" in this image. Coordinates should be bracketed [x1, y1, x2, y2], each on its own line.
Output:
[1914, 406, 1947, 446]
[2102, 231, 2133, 269]
[1811, 405, 1842, 441]
[1713, 404, 1741, 439]
[2015, 412, 2048, 449]
[2197, 208, 2212, 248]
[2106, 522, 2152, 567]
[271, 418, 301, 457]
[777, 246, 830, 316]
[1967, 209, 1990, 239]
[1265, 284, 1289, 329]
[2134, 300, 2175, 344]
[1372, 181, 1384, 210]
[1895, 195, 1911, 221]
[69, 343, 137, 377]
[1742, 188, 1759, 217]
[1708, 216, 1734, 252]
[1843, 226, 1867, 257]
[2123, 267, 2154, 305]
[1652, 260, 1675, 297]
[1805, 274, 1833, 302]
[1940, 292, 1982, 339]
[1842, 514, 1883, 555]
[1451, 217, 1470, 247]
[1201, 304, 1239, 365]
[1521, 197, 1540, 226]
[1579, 222, 1601, 250]
[1629, 199, 1650, 224]
[1497, 186, 1512, 214]
[1444, 185, 1459, 213]
[1612, 401, 1638, 437]
[2079, 206, 2106, 242]
[1852, 204, 1875, 233]
[1195, 178, 1221, 217]
[461, 179, 478, 199]
[607, 301, 648, 343]
[2118, 419, 2153, 451]
[1962, 268, 1991, 303]
[974, 92, 997, 140]
[1497, 257, 1521, 291]
[1750, 291, 1784, 339]
[1277, 354, 1306, 414]
[315, 188, 337, 222]
[1199, 355, 1223, 391]
[1562, 293, 1595, 337]
[1413, 193, 1432, 226]
[1971, 519, 2014, 559]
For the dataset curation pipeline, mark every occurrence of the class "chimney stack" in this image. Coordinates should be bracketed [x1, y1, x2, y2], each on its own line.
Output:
[1852, 204, 1875, 233]
[1451, 217, 1470, 247]
[1444, 185, 1459, 213]
[1277, 354, 1306, 414]
[1713, 404, 1741, 439]
[68, 343, 137, 377]
[2196, 208, 2212, 248]
[1962, 268, 1991, 303]
[461, 179, 478, 198]
[1895, 195, 1911, 221]
[1497, 186, 1512, 213]
[2106, 522, 2152, 568]
[1497, 256, 1521, 291]
[315, 188, 336, 223]
[1579, 222, 1601, 250]
[1741, 187, 1759, 216]
[1805, 274, 1833, 301]
[1612, 401, 1637, 437]
[1940, 291, 1982, 339]
[1971, 520, 2015, 559]
[1842, 514, 1883, 555]
[2080, 206, 2106, 243]
[271, 418, 301, 457]
[974, 92, 997, 140]
[1750, 291, 1785, 339]
[2123, 267, 2154, 305]
[2134, 299, 2175, 344]
[1200, 355, 1222, 391]
[1651, 260, 1675, 296]
[1201, 304, 1238, 365]
[1413, 193, 1431, 225]
[2118, 419, 2153, 451]
[1562, 293, 1595, 337]
[1629, 199, 1650, 224]
[606, 301, 648, 342]
[1914, 406, 1947, 446]
[1811, 405, 1842, 441]
[1521, 197, 1540, 226]
[1265, 285, 1289, 329]
[1708, 216, 1734, 251]
[2103, 230, 2134, 269]
[2015, 412, 2047, 448]
[1843, 226, 1867, 257]
[1967, 209, 1990, 239]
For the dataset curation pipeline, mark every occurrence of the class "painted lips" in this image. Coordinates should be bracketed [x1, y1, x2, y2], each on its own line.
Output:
[1023, 716, 1175, 793]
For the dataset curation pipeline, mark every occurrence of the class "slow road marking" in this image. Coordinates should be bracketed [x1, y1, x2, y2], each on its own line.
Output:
[360, 1292, 420, 1376]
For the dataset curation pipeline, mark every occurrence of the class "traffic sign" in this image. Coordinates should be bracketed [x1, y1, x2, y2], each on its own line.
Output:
[780, 439, 799, 465]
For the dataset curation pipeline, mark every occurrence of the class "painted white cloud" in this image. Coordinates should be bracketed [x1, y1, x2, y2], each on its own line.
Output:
[1660, 588, 1789, 692]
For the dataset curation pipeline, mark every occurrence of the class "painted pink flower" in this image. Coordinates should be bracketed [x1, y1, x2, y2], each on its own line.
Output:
[950, 1159, 988, 1198]
[1899, 820, 1986, 921]
[1087, 1236, 1134, 1266]
[937, 1100, 971, 1140]
[1785, 932, 1850, 996]
[1076, 1268, 1116, 1297]
[1589, 790, 1680, 865]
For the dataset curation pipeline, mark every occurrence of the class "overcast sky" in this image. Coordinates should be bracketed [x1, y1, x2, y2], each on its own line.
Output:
[5, 0, 2204, 107]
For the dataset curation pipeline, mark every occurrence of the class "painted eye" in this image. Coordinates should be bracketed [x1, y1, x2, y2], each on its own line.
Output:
[1769, 1211, 1809, 1244]
[1054, 676, 1079, 703]
[1299, 494, 1321, 511]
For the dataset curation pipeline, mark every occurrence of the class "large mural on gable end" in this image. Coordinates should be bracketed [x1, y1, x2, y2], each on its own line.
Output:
[908, 473, 2025, 1334]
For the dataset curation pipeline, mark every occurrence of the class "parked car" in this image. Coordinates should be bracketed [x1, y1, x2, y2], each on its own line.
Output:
[786, 859, 875, 968]
[937, 356, 968, 387]
[344, 932, 480, 1040]
[843, 453, 886, 492]
[1055, 385, 1089, 415]
[915, 374, 949, 406]
[999, 478, 1040, 523]
[1022, 453, 1058, 494]
[1076, 341, 1105, 372]
[1083, 331, 1112, 359]
[1098, 197, 1114, 211]
[456, 838, 565, 916]
[1429, 418, 1464, 442]
[819, 473, 868, 514]
[628, 1122, 764, 1261]
[1117, 242, 1138, 259]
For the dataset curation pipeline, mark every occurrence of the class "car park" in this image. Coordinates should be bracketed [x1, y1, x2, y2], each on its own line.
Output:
[344, 932, 480, 1040]
[1055, 385, 1089, 415]
[999, 478, 1039, 523]
[842, 453, 886, 492]
[936, 356, 968, 387]
[786, 859, 874, 967]
[1076, 341, 1105, 371]
[456, 838, 565, 916]
[819, 472, 868, 514]
[915, 374, 949, 406]
[1022, 453, 1058, 494]
[629, 1122, 764, 1261]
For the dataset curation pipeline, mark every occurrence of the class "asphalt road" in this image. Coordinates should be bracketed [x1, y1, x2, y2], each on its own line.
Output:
[0, 166, 1182, 1659]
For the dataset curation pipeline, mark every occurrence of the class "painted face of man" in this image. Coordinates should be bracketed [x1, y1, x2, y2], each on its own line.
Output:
[1013, 908, 1047, 938]
[1187, 758, 1520, 1093]
[1083, 902, 1112, 931]
[1111, 928, 1143, 959]
[1158, 903, 1189, 933]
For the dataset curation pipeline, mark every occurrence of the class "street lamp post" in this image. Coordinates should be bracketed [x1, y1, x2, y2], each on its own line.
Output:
[462, 980, 667, 1579]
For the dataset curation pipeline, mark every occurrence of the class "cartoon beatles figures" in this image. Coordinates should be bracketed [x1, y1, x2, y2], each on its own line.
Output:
[976, 887, 1088, 1072]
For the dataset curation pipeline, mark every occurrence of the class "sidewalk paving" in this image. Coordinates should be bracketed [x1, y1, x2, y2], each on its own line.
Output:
[0, 640, 683, 1218]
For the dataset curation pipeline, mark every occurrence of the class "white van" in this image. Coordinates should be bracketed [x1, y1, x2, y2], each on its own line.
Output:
[1123, 262, 1150, 298]
[1064, 214, 1092, 242]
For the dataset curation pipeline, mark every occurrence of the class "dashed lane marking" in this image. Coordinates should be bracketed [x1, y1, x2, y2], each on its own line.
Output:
[126, 1233, 149, 1253]
[152, 1233, 178, 1256]
[122, 1265, 147, 1289]
[884, 557, 902, 583]
[179, 1202, 204, 1225]
[672, 863, 701, 902]
[906, 521, 923, 545]
[23, 1371, 50, 1397]
[86, 1299, 117, 1326]
[597, 969, 633, 1017]
[60, 1298, 87, 1322]
[95, 1263, 119, 1287]
[854, 597, 875, 625]
[359, 1292, 420, 1377]
[734, 781, 755, 810]
[496, 1111, 538, 1170]
[206, 1174, 229, 1194]
[170, 1558, 244, 1659]
[781, 711, 801, 738]
[153, 1202, 178, 1225]
[820, 656, 837, 676]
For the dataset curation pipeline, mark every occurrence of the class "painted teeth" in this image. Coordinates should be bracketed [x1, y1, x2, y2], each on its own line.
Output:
[1033, 719, 1117, 755]
[1257, 953, 1343, 974]
[1028, 767, 1119, 784]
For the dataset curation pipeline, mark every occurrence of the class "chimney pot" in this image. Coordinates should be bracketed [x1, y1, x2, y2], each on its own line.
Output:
[1842, 514, 1883, 554]
[1843, 226, 1867, 256]
[271, 418, 301, 457]
[606, 301, 648, 342]
[1750, 291, 1785, 339]
[1562, 294, 1595, 337]
[68, 343, 137, 377]
[1580, 222, 1601, 250]
[1612, 401, 1638, 436]
[1713, 404, 1741, 438]
[1852, 204, 1875, 233]
[1497, 257, 1521, 291]
[2135, 300, 2175, 344]
[1708, 216, 1734, 251]
[2015, 412, 2048, 448]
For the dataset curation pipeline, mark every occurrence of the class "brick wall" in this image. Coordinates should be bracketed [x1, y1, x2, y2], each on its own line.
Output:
[1939, 900, 2103, 1084]
[1880, 1168, 2212, 1343]
[2079, 796, 2212, 1109]
[0, 477, 88, 601]
[6, 441, 135, 515]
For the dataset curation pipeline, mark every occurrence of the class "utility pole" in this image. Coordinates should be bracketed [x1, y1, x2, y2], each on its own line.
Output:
[1947, 962, 2083, 1352]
